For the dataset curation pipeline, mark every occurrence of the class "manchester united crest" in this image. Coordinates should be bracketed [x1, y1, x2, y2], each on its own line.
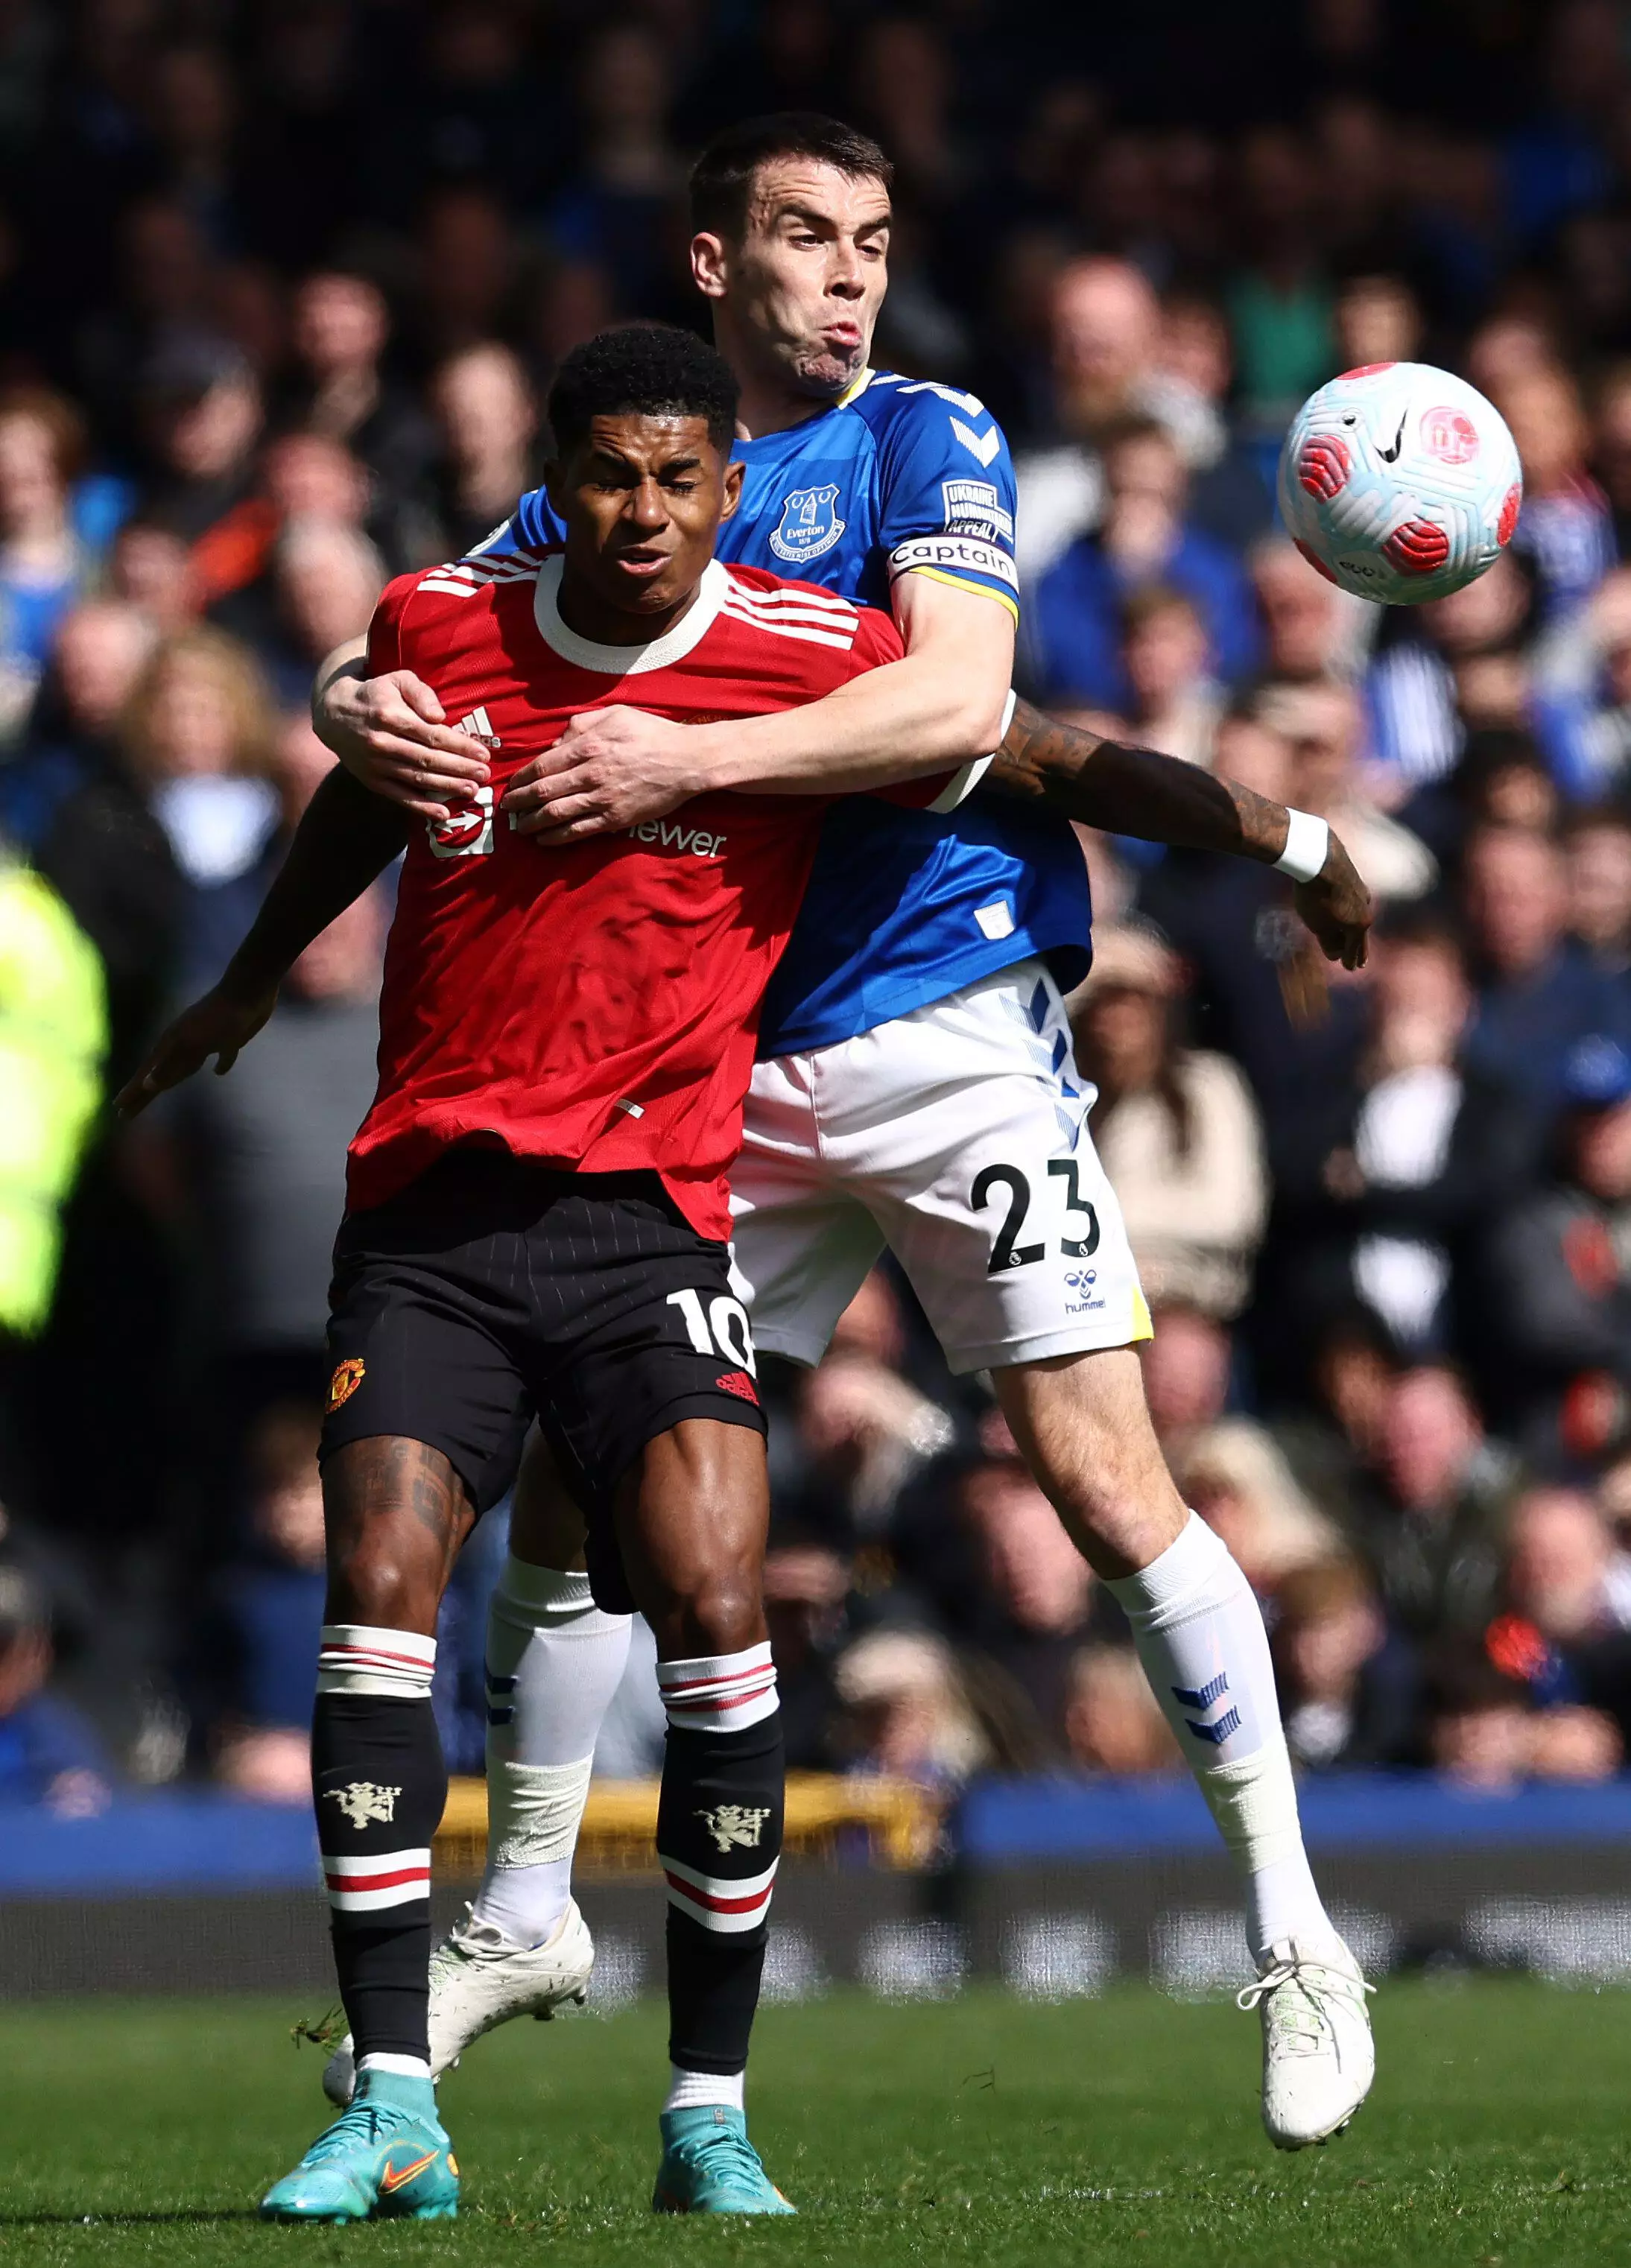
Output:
[327, 1357, 367, 1412]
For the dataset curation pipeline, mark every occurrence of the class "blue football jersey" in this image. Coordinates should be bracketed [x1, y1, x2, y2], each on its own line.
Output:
[485, 369, 1091, 1056]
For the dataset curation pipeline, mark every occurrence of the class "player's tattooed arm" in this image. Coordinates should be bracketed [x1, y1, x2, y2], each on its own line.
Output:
[115, 769, 411, 1116]
[989, 697, 1373, 970]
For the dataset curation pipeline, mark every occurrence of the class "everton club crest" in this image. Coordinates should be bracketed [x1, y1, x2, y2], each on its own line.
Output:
[769, 484, 845, 563]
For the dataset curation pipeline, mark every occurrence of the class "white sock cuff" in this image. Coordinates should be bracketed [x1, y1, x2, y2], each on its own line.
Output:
[487, 1755, 595, 1870]
[665, 2065, 745, 2115]
[317, 1624, 437, 1698]
[658, 1642, 778, 1733]
[1106, 1513, 1244, 1633]
[357, 2052, 432, 2081]
[496, 1559, 599, 1619]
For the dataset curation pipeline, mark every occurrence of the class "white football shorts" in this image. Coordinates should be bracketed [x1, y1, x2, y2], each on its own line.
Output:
[730, 956, 1152, 1375]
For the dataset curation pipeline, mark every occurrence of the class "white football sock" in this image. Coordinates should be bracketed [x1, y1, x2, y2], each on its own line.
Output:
[1106, 1514, 1337, 1966]
[470, 1559, 632, 1948]
[664, 2065, 745, 2115]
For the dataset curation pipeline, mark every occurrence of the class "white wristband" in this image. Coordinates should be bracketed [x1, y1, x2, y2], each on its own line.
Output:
[1274, 809, 1328, 884]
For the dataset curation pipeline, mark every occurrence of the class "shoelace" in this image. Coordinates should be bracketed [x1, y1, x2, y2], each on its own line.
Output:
[440, 1903, 508, 1964]
[1236, 1954, 1375, 2056]
[301, 2102, 411, 2165]
[672, 2125, 770, 2193]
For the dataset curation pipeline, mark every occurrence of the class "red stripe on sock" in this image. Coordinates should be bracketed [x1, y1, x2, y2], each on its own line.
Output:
[663, 1871, 774, 1916]
[323, 1865, 431, 1894]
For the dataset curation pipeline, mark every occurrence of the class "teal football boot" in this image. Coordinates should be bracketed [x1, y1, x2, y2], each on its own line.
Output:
[260, 2068, 458, 2223]
[651, 2105, 795, 2215]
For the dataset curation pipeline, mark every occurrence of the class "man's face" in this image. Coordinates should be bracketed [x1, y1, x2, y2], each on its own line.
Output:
[547, 413, 741, 621]
[693, 159, 890, 400]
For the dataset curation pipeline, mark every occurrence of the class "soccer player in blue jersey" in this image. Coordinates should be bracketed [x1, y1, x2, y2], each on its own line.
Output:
[206, 115, 1374, 2154]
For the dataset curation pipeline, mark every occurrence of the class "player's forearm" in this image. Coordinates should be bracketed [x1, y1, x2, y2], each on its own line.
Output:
[989, 699, 1294, 861]
[220, 767, 409, 999]
[311, 635, 370, 754]
[688, 645, 1012, 795]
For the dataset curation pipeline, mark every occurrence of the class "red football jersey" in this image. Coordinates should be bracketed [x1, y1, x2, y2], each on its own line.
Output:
[348, 547, 954, 1238]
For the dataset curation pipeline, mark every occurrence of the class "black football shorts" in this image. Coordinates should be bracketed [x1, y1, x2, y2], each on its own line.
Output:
[320, 1150, 766, 1612]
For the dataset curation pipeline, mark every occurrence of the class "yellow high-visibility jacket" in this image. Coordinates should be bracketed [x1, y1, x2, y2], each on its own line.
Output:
[0, 860, 107, 1337]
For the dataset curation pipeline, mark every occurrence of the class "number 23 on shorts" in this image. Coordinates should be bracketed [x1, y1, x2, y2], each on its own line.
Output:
[972, 1159, 1100, 1276]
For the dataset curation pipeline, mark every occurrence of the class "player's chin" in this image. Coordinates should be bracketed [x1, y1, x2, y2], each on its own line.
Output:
[791, 346, 864, 399]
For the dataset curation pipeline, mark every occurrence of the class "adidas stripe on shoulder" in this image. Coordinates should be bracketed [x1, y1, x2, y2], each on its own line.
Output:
[720, 571, 861, 651]
[417, 548, 546, 598]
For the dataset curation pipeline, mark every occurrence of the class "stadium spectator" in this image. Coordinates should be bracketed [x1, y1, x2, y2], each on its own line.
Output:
[1565, 805, 1631, 973]
[420, 343, 539, 564]
[831, 1628, 993, 1792]
[1149, 288, 1275, 552]
[134, 339, 269, 606]
[1013, 256, 1169, 580]
[1258, 680, 1436, 906]
[1498, 363, 1615, 621]
[139, 735, 383, 1434]
[1250, 538, 1359, 688]
[282, 271, 434, 501]
[213, 1403, 327, 1803]
[949, 1448, 1095, 1758]
[0, 388, 94, 744]
[1063, 1644, 1179, 1775]
[1272, 919, 1533, 1364]
[1460, 823, 1631, 1122]
[1025, 416, 1259, 711]
[1271, 1558, 1419, 1770]
[1481, 1036, 1631, 1463]
[1140, 1301, 1233, 1465]
[1178, 1422, 1340, 1597]
[1349, 1365, 1516, 1643]
[1109, 587, 1224, 768]
[1071, 924, 1268, 1318]
[0, 1564, 111, 1811]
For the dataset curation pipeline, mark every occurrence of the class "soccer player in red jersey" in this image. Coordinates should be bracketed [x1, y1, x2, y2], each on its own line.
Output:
[121, 326, 974, 2221]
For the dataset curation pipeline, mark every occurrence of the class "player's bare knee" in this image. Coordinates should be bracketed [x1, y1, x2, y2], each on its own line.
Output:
[657, 1565, 765, 1660]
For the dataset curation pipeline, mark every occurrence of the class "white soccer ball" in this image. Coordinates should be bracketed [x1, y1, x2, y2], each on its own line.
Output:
[1277, 361, 1523, 605]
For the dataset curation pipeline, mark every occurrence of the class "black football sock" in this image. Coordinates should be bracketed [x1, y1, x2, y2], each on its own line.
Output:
[655, 1644, 784, 2083]
[313, 1624, 443, 2071]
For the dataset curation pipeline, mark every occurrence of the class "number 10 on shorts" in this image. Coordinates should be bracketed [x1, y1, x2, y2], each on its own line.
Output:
[667, 1288, 757, 1374]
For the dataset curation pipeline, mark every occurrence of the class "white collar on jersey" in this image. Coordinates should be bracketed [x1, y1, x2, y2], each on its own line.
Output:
[532, 553, 728, 676]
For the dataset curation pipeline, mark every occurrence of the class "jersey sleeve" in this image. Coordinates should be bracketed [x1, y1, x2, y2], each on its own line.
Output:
[872, 384, 1021, 625]
[840, 600, 994, 814]
[466, 487, 567, 559]
[365, 572, 417, 674]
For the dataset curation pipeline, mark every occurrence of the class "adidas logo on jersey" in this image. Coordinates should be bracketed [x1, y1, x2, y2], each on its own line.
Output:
[425, 711, 501, 856]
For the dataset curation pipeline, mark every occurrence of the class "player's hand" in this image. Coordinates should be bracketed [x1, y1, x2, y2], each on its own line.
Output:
[114, 981, 279, 1118]
[1293, 830, 1372, 971]
[316, 668, 492, 820]
[504, 706, 706, 842]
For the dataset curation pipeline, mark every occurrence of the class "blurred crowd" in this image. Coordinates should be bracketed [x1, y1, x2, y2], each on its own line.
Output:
[5, 0, 1631, 1811]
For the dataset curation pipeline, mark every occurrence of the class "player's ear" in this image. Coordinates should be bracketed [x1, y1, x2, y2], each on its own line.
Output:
[721, 460, 745, 521]
[691, 230, 729, 302]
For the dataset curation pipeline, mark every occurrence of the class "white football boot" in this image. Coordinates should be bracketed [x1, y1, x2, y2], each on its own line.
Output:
[1237, 1934, 1375, 2150]
[322, 1898, 595, 2107]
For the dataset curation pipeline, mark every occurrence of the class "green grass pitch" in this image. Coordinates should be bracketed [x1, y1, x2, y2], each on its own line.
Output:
[3, 1981, 1630, 2266]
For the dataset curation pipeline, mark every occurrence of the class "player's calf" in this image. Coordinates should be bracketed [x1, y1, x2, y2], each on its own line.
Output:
[311, 1439, 469, 2091]
[615, 1419, 794, 2208]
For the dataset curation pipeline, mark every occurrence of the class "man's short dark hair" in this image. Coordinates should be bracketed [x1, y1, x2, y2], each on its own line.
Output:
[548, 324, 740, 457]
[688, 112, 893, 241]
